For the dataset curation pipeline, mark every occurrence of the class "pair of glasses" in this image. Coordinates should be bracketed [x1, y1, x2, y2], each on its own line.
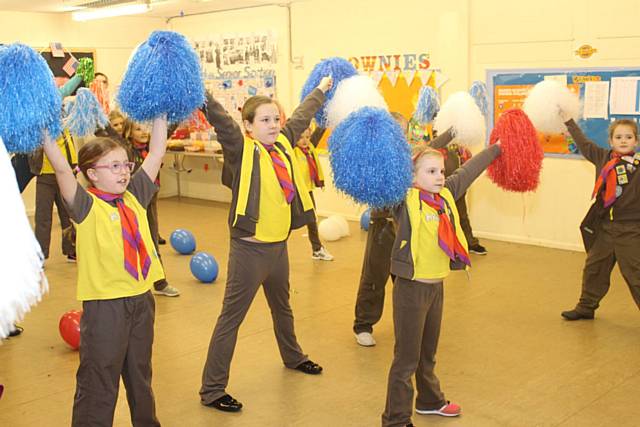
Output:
[91, 161, 135, 174]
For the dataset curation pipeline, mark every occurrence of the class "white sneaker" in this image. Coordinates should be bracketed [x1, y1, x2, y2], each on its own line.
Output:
[312, 247, 334, 261]
[354, 332, 376, 347]
[153, 285, 181, 297]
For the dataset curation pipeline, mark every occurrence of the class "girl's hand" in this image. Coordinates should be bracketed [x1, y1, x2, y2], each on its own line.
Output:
[317, 76, 333, 93]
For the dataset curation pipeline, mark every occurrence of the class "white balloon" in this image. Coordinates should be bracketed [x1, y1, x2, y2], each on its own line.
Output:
[327, 215, 350, 237]
[318, 218, 342, 241]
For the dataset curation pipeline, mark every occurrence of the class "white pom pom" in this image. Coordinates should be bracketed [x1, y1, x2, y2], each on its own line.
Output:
[318, 218, 342, 241]
[327, 215, 350, 237]
[523, 80, 580, 134]
[434, 91, 485, 146]
[0, 138, 47, 340]
[325, 75, 388, 128]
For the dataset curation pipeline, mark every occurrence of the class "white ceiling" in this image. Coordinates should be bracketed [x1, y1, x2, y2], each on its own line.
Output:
[0, 0, 293, 19]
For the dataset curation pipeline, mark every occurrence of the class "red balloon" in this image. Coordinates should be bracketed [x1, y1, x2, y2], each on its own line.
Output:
[59, 310, 82, 350]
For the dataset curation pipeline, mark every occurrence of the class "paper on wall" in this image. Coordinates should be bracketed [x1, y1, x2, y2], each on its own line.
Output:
[583, 81, 609, 119]
[609, 77, 640, 115]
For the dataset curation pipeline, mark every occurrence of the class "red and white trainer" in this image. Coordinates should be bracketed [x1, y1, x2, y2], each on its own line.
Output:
[416, 401, 461, 417]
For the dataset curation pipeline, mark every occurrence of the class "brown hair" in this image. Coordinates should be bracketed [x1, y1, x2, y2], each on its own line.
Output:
[241, 95, 276, 124]
[77, 137, 125, 183]
[412, 146, 444, 173]
[108, 109, 124, 122]
[609, 119, 638, 140]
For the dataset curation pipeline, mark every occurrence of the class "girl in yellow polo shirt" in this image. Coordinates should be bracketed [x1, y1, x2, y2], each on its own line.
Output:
[199, 76, 332, 413]
[382, 143, 501, 427]
[42, 115, 168, 426]
[294, 126, 333, 261]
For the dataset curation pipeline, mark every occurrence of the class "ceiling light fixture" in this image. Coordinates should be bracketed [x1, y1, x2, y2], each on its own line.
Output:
[71, 2, 152, 21]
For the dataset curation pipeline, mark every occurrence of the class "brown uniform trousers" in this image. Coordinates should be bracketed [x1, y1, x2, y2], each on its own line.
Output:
[382, 278, 447, 427]
[306, 192, 323, 252]
[34, 174, 75, 258]
[575, 220, 640, 315]
[200, 239, 308, 404]
[353, 216, 396, 334]
[72, 291, 159, 427]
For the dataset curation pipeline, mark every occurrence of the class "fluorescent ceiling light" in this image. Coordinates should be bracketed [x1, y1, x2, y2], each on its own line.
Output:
[72, 3, 151, 21]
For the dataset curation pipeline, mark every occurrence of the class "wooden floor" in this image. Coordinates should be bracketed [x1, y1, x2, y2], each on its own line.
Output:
[1, 197, 639, 427]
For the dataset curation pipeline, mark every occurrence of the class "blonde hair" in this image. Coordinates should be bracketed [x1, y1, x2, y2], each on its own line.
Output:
[412, 146, 444, 173]
[108, 109, 124, 122]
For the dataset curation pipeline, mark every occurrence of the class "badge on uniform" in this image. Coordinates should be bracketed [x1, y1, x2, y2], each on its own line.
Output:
[110, 213, 119, 221]
[618, 173, 628, 185]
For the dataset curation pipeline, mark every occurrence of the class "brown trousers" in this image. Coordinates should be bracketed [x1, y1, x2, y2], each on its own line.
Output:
[575, 221, 640, 314]
[200, 239, 308, 404]
[456, 193, 479, 247]
[382, 278, 447, 427]
[146, 193, 168, 291]
[353, 217, 396, 333]
[306, 192, 322, 252]
[34, 174, 75, 258]
[72, 291, 159, 427]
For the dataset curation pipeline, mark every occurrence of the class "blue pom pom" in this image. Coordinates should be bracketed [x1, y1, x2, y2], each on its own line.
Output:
[329, 107, 412, 208]
[300, 57, 357, 126]
[0, 43, 62, 153]
[413, 86, 439, 124]
[65, 88, 109, 137]
[117, 31, 205, 123]
[469, 81, 489, 116]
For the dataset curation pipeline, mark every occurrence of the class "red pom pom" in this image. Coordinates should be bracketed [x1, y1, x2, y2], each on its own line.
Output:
[487, 109, 543, 192]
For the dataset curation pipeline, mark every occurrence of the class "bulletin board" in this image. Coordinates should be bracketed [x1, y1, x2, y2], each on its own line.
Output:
[487, 67, 640, 157]
[40, 47, 96, 88]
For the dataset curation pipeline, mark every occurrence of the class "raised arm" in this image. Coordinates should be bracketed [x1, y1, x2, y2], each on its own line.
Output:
[203, 91, 244, 164]
[564, 119, 609, 165]
[428, 127, 455, 150]
[310, 126, 326, 148]
[140, 115, 167, 182]
[58, 74, 82, 99]
[281, 76, 332, 144]
[41, 131, 77, 206]
[445, 144, 501, 201]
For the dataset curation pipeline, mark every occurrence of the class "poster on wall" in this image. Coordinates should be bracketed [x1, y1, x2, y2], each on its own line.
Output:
[194, 31, 277, 125]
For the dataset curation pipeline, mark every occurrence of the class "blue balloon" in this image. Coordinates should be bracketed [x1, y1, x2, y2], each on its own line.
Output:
[170, 229, 196, 254]
[360, 209, 371, 231]
[190, 251, 219, 283]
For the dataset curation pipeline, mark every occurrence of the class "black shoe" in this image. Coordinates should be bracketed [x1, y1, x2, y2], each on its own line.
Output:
[206, 394, 242, 412]
[561, 309, 594, 321]
[66, 254, 77, 263]
[158, 237, 167, 245]
[8, 325, 23, 337]
[469, 244, 487, 255]
[295, 360, 323, 375]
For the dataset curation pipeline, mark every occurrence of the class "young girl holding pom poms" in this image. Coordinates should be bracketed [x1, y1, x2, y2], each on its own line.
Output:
[199, 76, 333, 413]
[42, 116, 168, 426]
[382, 141, 501, 427]
[559, 113, 640, 320]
